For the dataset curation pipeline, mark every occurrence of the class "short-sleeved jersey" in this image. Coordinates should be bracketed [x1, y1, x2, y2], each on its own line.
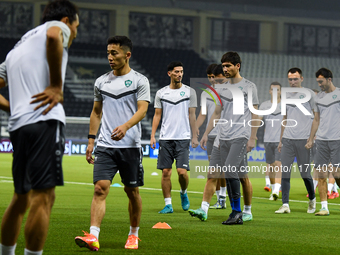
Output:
[314, 88, 340, 140]
[200, 88, 221, 137]
[154, 84, 197, 140]
[282, 88, 315, 139]
[94, 69, 150, 148]
[259, 100, 283, 143]
[0, 62, 7, 85]
[5, 21, 70, 132]
[219, 78, 259, 140]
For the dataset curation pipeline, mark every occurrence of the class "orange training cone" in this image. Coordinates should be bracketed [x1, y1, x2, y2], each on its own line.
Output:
[152, 222, 172, 229]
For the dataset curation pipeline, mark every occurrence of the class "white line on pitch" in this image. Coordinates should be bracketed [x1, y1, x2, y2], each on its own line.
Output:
[1, 176, 340, 206]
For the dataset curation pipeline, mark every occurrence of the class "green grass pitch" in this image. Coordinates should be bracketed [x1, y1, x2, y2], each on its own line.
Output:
[1, 153, 340, 254]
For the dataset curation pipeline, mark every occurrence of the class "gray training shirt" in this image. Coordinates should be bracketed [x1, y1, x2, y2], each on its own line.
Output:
[282, 88, 315, 140]
[314, 88, 340, 140]
[218, 78, 259, 140]
[259, 100, 283, 143]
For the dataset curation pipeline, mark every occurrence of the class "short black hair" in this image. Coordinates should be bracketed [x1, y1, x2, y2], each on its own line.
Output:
[212, 64, 224, 76]
[221, 51, 242, 72]
[42, 0, 78, 24]
[167, 61, 183, 72]
[206, 64, 218, 75]
[270, 81, 282, 89]
[315, 67, 333, 79]
[107, 36, 133, 52]
[287, 67, 302, 77]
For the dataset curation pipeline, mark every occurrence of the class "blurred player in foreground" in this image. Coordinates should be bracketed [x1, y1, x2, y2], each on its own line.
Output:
[0, 1, 79, 254]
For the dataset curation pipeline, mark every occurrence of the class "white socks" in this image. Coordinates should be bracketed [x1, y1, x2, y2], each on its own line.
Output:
[90, 226, 100, 239]
[283, 203, 290, 209]
[24, 249, 42, 255]
[0, 244, 17, 255]
[265, 176, 270, 186]
[180, 189, 187, 194]
[321, 201, 328, 210]
[201, 201, 209, 214]
[215, 190, 220, 200]
[328, 183, 334, 193]
[220, 187, 227, 197]
[243, 205, 252, 214]
[129, 226, 139, 237]
[164, 197, 172, 205]
[1, 244, 42, 255]
[273, 183, 281, 194]
[313, 180, 318, 191]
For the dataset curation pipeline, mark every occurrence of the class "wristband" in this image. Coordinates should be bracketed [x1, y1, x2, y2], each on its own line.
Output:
[88, 134, 96, 139]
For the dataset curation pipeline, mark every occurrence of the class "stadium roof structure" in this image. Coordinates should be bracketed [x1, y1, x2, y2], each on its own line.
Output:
[75, 0, 340, 20]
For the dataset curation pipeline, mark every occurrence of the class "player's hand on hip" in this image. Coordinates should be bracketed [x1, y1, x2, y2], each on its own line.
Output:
[192, 137, 199, 148]
[111, 125, 128, 141]
[200, 134, 208, 150]
[277, 142, 282, 153]
[30, 86, 63, 115]
[246, 138, 256, 153]
[86, 144, 95, 164]
[150, 136, 157, 149]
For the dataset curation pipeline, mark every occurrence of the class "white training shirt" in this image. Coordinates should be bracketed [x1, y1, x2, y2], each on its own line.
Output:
[94, 69, 150, 148]
[4, 21, 70, 132]
[154, 84, 197, 140]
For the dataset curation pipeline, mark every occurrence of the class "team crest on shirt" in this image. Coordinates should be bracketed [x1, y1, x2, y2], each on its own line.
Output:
[238, 86, 243, 90]
[125, 80, 132, 87]
[299, 95, 304, 99]
[180, 91, 185, 97]
[333, 95, 337, 99]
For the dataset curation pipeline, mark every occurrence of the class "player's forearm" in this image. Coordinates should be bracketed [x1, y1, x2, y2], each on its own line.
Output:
[0, 74, 6, 88]
[124, 105, 148, 130]
[204, 111, 221, 136]
[88, 110, 101, 137]
[151, 115, 161, 138]
[189, 112, 197, 136]
[250, 113, 260, 139]
[0, 94, 10, 112]
[46, 28, 63, 88]
[196, 112, 206, 129]
[308, 118, 319, 141]
[279, 116, 286, 142]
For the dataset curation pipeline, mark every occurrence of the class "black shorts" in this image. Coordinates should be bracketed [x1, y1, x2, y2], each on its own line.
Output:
[93, 146, 144, 187]
[264, 142, 281, 164]
[10, 120, 65, 194]
[206, 136, 216, 156]
[314, 140, 340, 168]
[157, 140, 190, 170]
